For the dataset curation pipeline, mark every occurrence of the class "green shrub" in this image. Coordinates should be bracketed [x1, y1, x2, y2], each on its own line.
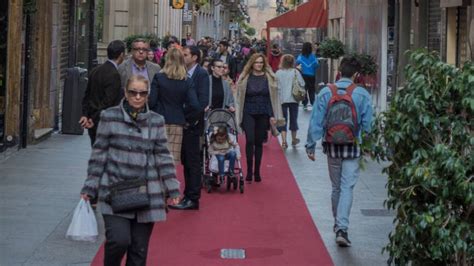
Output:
[369, 49, 474, 265]
[319, 38, 345, 59]
[124, 33, 161, 52]
[353, 52, 378, 76]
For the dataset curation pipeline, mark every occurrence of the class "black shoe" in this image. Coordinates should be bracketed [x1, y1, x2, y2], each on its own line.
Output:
[335, 230, 351, 247]
[254, 175, 262, 182]
[168, 198, 199, 210]
[245, 175, 252, 182]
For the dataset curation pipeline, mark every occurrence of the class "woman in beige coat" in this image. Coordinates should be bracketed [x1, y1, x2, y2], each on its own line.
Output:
[235, 53, 284, 183]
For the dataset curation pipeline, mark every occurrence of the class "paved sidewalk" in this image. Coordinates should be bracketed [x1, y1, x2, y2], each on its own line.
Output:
[0, 134, 104, 266]
[0, 107, 393, 266]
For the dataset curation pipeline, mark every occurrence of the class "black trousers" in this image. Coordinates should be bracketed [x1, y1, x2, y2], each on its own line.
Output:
[103, 215, 154, 266]
[277, 103, 299, 132]
[181, 126, 202, 202]
[302, 74, 316, 107]
[242, 113, 269, 177]
[88, 126, 97, 147]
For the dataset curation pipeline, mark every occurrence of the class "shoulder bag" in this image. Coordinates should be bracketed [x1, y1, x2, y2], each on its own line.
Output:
[291, 70, 306, 102]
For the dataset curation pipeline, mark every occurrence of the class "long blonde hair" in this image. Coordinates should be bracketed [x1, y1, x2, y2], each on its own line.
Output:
[161, 48, 187, 80]
[239, 53, 272, 81]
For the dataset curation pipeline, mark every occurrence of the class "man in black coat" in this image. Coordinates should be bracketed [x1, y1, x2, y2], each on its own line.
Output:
[80, 40, 126, 146]
[169, 46, 209, 210]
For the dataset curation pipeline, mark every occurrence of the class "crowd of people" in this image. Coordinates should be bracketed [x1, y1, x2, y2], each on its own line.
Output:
[79, 35, 373, 265]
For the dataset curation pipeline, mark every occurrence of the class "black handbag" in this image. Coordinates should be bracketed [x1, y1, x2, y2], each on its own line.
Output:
[107, 178, 150, 213]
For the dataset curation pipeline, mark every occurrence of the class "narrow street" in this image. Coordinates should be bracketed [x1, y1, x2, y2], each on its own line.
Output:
[0, 107, 392, 266]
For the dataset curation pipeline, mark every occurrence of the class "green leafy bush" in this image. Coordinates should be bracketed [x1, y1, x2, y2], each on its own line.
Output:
[319, 38, 345, 59]
[369, 49, 473, 265]
[124, 33, 161, 52]
[354, 53, 378, 76]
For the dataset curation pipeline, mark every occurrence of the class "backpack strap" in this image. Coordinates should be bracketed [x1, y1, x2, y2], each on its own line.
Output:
[345, 83, 357, 96]
[328, 83, 338, 96]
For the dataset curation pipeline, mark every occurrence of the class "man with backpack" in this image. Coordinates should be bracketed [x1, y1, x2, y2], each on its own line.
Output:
[305, 56, 373, 247]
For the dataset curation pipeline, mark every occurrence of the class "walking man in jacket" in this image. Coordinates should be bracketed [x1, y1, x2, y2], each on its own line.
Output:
[118, 38, 161, 90]
[80, 40, 126, 146]
[305, 56, 373, 247]
[169, 46, 209, 210]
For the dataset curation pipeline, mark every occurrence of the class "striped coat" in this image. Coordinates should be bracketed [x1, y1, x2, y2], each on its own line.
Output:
[81, 101, 180, 223]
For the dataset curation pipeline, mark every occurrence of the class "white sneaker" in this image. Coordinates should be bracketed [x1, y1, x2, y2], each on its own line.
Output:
[307, 105, 313, 111]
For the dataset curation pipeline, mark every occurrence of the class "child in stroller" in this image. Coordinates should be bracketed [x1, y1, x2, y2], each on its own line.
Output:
[208, 126, 241, 185]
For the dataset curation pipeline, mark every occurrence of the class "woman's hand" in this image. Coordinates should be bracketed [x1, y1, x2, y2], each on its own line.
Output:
[80, 193, 90, 201]
[228, 106, 235, 112]
[269, 117, 277, 125]
[169, 197, 180, 205]
[204, 106, 210, 112]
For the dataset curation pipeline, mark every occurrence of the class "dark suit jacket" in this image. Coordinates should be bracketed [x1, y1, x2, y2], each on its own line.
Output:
[81, 60, 122, 124]
[184, 64, 210, 127]
[148, 73, 200, 125]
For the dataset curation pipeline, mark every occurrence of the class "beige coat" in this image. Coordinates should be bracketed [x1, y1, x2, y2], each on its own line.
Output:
[235, 70, 285, 132]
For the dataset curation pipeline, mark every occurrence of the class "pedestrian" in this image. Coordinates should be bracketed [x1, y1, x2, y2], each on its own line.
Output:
[186, 33, 196, 46]
[146, 50, 157, 63]
[80, 40, 126, 146]
[168, 46, 209, 211]
[118, 38, 161, 90]
[268, 44, 282, 73]
[208, 126, 241, 185]
[235, 53, 284, 183]
[222, 62, 236, 96]
[296, 42, 319, 111]
[213, 40, 237, 80]
[201, 57, 212, 73]
[148, 48, 200, 164]
[80, 75, 181, 266]
[206, 59, 235, 111]
[276, 54, 305, 149]
[305, 55, 373, 247]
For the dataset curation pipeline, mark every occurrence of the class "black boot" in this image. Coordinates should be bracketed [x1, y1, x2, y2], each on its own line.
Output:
[246, 159, 253, 182]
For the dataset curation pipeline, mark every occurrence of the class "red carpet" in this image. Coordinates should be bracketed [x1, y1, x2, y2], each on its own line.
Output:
[91, 137, 333, 266]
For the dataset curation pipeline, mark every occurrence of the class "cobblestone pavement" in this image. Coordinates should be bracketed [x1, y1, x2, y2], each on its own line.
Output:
[0, 107, 393, 266]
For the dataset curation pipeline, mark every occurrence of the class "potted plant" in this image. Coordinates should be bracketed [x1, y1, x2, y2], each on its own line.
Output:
[368, 49, 474, 265]
[319, 38, 345, 81]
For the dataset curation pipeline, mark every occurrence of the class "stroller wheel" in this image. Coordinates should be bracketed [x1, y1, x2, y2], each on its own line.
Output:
[239, 179, 244, 194]
[232, 177, 238, 190]
[226, 176, 231, 191]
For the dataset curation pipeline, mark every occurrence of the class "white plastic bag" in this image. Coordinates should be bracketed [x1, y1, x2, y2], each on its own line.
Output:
[66, 199, 98, 242]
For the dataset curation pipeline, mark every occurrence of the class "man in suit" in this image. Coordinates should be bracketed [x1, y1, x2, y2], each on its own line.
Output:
[80, 40, 126, 146]
[118, 38, 161, 91]
[169, 46, 209, 210]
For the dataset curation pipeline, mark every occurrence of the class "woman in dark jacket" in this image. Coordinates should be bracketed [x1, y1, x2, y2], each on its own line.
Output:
[81, 75, 180, 266]
[235, 53, 284, 183]
[149, 48, 200, 163]
[206, 59, 235, 111]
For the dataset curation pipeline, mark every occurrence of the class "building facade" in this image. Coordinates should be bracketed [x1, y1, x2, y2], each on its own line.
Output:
[0, 0, 96, 155]
[328, 0, 473, 112]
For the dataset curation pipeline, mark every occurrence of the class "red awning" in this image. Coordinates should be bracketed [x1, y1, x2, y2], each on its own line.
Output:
[266, 0, 328, 29]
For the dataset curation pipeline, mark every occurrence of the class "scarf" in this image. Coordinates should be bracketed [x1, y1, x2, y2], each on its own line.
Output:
[123, 100, 146, 121]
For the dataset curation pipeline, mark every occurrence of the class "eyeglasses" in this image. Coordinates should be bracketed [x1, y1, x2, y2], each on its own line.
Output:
[214, 65, 224, 68]
[132, 47, 150, 53]
[254, 61, 264, 64]
[127, 89, 149, 97]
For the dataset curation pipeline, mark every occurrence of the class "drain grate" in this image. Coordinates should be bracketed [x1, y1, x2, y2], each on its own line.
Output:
[360, 209, 394, 217]
[220, 248, 246, 259]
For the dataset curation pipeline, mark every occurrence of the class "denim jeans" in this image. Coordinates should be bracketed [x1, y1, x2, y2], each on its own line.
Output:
[327, 157, 360, 232]
[216, 150, 237, 176]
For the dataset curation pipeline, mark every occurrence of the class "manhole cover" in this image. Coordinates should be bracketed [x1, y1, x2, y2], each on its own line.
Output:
[220, 248, 246, 259]
[360, 209, 394, 217]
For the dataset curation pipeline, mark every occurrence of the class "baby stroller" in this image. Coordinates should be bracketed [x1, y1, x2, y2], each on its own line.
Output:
[202, 109, 244, 194]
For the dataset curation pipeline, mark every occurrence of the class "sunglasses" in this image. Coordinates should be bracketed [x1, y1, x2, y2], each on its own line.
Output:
[127, 89, 149, 97]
